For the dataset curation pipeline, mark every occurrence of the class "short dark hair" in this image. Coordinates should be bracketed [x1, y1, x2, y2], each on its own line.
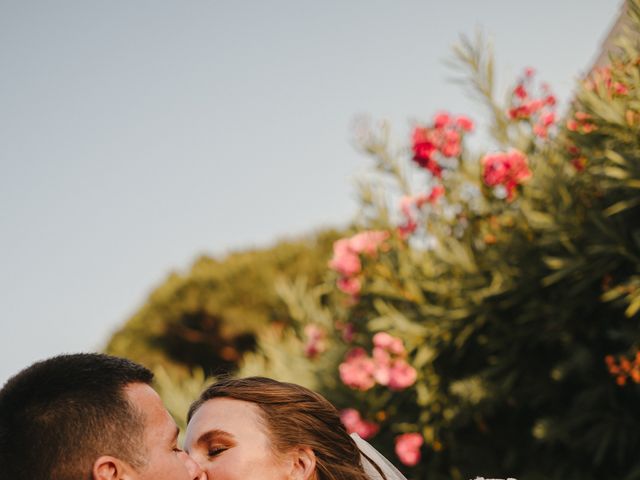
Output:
[0, 353, 154, 480]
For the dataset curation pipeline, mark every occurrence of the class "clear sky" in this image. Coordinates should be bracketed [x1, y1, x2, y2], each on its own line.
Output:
[0, 0, 623, 385]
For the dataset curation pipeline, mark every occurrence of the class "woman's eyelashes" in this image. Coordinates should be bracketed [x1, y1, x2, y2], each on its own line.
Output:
[207, 446, 227, 458]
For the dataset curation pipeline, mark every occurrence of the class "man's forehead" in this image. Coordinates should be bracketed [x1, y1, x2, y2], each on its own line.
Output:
[123, 382, 161, 407]
[123, 383, 176, 431]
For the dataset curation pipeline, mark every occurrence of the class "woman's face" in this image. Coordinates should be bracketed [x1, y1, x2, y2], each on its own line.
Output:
[184, 397, 292, 480]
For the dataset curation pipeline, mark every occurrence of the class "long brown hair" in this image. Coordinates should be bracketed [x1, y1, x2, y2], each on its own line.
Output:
[188, 376, 385, 480]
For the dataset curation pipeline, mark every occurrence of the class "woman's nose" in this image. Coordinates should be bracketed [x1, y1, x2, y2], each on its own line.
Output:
[181, 451, 207, 480]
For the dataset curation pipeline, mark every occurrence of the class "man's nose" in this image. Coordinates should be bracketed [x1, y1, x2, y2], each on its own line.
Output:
[180, 451, 207, 480]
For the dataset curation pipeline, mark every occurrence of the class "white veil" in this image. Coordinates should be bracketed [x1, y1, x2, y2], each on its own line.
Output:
[351, 433, 408, 480]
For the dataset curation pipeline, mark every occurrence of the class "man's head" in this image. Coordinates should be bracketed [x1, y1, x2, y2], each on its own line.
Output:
[0, 353, 203, 480]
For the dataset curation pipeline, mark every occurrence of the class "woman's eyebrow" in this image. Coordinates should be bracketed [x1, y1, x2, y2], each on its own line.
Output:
[196, 429, 235, 446]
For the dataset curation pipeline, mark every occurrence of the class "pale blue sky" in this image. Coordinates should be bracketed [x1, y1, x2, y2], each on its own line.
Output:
[0, 0, 622, 384]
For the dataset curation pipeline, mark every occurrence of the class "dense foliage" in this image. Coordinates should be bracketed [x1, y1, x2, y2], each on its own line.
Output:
[105, 229, 341, 379]
[299, 4, 640, 478]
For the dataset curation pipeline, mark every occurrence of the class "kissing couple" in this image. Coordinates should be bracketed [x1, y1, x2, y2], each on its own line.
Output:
[0, 353, 407, 480]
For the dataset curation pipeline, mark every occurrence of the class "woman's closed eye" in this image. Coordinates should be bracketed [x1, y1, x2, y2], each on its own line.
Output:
[207, 447, 227, 457]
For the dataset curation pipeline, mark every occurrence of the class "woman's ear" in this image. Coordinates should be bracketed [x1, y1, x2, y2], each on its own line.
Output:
[289, 446, 317, 480]
[92, 455, 134, 480]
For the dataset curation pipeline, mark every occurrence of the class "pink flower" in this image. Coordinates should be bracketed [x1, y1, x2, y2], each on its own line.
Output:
[444, 128, 460, 142]
[402, 185, 445, 218]
[372, 346, 392, 386]
[614, 82, 629, 95]
[540, 112, 555, 127]
[433, 111, 451, 128]
[337, 276, 361, 296]
[524, 67, 535, 78]
[342, 333, 417, 392]
[455, 115, 475, 132]
[330, 230, 390, 298]
[370, 334, 415, 389]
[440, 129, 461, 157]
[339, 348, 376, 391]
[440, 142, 460, 158]
[533, 124, 548, 138]
[508, 105, 530, 120]
[395, 433, 424, 466]
[412, 127, 437, 161]
[427, 184, 445, 204]
[508, 99, 544, 120]
[507, 150, 532, 183]
[303, 324, 326, 358]
[412, 127, 442, 178]
[398, 194, 420, 238]
[349, 230, 390, 256]
[423, 157, 443, 178]
[340, 409, 380, 440]
[508, 72, 557, 137]
[388, 360, 418, 390]
[526, 99, 544, 114]
[412, 112, 472, 175]
[482, 153, 511, 186]
[481, 150, 531, 201]
[397, 219, 417, 239]
[373, 332, 405, 355]
[329, 239, 361, 277]
[513, 84, 528, 99]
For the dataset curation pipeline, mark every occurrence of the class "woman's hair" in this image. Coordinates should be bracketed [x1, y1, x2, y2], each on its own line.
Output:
[188, 376, 385, 480]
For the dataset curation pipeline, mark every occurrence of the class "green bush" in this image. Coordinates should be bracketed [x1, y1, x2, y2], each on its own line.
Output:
[294, 4, 640, 479]
[105, 228, 342, 380]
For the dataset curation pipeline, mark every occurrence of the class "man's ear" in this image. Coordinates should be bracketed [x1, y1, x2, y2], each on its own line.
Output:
[92, 455, 135, 480]
[289, 446, 316, 480]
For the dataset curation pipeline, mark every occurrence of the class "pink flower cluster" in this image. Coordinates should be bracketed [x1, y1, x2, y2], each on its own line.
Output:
[303, 324, 326, 358]
[395, 432, 424, 466]
[481, 149, 532, 201]
[411, 112, 474, 178]
[329, 230, 390, 297]
[566, 111, 597, 134]
[397, 184, 445, 239]
[339, 408, 380, 440]
[339, 332, 417, 391]
[507, 68, 557, 139]
[584, 66, 629, 97]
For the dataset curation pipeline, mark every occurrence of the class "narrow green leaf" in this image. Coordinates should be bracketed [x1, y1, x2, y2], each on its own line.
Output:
[604, 149, 627, 166]
[604, 197, 640, 216]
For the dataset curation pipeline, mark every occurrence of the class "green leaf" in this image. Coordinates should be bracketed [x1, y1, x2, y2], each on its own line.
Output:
[625, 293, 640, 318]
[604, 197, 640, 216]
[602, 166, 630, 180]
[604, 149, 628, 166]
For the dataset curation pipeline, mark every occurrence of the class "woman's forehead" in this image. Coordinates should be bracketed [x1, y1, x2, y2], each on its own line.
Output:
[188, 397, 268, 439]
